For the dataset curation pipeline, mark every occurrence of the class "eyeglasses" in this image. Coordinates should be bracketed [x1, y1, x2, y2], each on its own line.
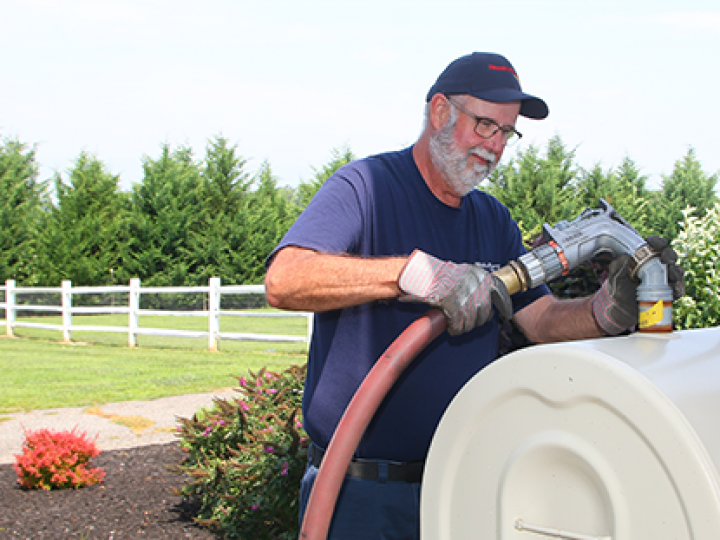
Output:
[446, 96, 522, 146]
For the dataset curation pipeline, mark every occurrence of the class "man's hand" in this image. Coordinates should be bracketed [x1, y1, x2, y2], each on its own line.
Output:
[647, 236, 685, 300]
[592, 236, 685, 335]
[398, 250, 512, 335]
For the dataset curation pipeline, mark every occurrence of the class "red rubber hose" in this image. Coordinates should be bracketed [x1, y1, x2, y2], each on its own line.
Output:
[299, 308, 448, 540]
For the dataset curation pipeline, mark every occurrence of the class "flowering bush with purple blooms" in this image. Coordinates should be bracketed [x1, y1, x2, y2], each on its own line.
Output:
[174, 364, 307, 539]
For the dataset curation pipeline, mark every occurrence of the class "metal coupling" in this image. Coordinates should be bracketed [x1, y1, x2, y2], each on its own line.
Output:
[630, 243, 655, 279]
[493, 260, 530, 296]
[518, 244, 566, 289]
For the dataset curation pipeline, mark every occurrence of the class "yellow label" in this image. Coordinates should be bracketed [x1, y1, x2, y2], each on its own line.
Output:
[639, 299, 664, 328]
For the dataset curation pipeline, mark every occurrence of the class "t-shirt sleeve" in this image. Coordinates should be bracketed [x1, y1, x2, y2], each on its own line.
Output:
[267, 166, 366, 266]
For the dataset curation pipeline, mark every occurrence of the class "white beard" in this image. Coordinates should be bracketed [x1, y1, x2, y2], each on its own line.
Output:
[429, 114, 497, 198]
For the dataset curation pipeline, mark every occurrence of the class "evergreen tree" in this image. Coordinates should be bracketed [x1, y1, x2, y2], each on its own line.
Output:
[485, 135, 583, 240]
[608, 156, 652, 237]
[615, 155, 648, 197]
[186, 137, 256, 285]
[575, 162, 611, 208]
[0, 137, 48, 284]
[202, 136, 252, 216]
[575, 159, 651, 237]
[649, 147, 719, 240]
[241, 162, 299, 283]
[35, 152, 127, 286]
[125, 144, 204, 286]
[295, 145, 355, 207]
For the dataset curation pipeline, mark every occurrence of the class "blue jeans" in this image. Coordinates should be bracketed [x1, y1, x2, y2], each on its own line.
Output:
[298, 447, 422, 540]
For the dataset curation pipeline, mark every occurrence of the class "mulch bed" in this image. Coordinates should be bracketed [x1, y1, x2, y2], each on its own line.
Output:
[0, 442, 216, 538]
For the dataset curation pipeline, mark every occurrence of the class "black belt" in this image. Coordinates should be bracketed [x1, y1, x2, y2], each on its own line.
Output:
[309, 444, 424, 483]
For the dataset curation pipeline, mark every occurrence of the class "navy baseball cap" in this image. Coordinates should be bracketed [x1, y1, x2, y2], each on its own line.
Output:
[426, 52, 549, 119]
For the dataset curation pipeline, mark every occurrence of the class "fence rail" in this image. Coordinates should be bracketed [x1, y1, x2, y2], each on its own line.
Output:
[0, 278, 312, 350]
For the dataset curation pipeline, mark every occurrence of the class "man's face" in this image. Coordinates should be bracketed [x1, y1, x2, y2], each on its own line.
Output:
[429, 96, 521, 198]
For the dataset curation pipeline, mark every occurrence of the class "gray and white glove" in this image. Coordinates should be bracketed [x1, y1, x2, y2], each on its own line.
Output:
[398, 250, 512, 336]
[592, 236, 685, 335]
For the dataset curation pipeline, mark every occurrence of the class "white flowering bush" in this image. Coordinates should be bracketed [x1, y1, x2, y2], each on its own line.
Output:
[672, 203, 720, 329]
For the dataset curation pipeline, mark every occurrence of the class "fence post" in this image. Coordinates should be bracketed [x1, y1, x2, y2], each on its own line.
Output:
[208, 277, 221, 351]
[128, 278, 141, 348]
[61, 280, 72, 343]
[5, 280, 16, 337]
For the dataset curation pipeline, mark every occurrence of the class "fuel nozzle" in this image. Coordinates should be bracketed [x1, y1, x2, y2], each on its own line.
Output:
[492, 199, 674, 333]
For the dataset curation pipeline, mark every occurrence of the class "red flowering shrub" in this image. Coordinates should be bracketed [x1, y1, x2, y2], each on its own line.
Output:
[14, 427, 106, 490]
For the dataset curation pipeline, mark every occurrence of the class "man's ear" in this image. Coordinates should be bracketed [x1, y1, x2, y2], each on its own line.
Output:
[429, 93, 451, 131]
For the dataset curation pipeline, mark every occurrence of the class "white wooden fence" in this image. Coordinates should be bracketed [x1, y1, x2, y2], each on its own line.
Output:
[0, 278, 312, 351]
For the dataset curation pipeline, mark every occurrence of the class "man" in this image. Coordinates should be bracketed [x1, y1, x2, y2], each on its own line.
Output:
[265, 52, 683, 539]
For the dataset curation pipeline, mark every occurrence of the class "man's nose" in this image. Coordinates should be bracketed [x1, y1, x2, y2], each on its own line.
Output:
[482, 132, 506, 154]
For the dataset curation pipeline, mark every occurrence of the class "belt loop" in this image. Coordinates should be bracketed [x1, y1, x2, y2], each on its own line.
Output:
[377, 462, 389, 484]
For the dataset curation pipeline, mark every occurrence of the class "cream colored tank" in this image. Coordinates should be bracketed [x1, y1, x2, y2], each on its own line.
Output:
[421, 327, 720, 540]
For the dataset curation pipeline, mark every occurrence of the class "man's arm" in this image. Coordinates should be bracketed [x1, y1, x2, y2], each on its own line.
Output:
[513, 294, 605, 344]
[266, 247, 512, 337]
[515, 237, 685, 343]
[265, 246, 407, 312]
[516, 237, 686, 344]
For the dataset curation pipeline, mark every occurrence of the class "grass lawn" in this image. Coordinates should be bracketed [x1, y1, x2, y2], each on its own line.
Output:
[0, 312, 308, 413]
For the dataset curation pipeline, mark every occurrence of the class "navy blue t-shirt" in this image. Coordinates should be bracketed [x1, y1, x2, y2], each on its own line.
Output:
[271, 146, 549, 462]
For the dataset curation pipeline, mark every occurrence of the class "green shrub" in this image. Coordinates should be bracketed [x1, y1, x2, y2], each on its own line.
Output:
[175, 364, 308, 539]
[672, 203, 720, 329]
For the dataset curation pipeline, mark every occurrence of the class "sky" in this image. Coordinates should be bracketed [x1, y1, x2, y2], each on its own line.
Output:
[3, 0, 720, 192]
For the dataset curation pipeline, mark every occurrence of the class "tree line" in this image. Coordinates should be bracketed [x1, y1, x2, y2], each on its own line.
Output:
[1, 133, 717, 288]
[0, 135, 353, 287]
[484, 135, 718, 243]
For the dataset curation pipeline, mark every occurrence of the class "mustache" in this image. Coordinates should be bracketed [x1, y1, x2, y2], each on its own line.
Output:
[467, 147, 497, 166]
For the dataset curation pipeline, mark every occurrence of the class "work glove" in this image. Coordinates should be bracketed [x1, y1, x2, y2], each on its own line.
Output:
[398, 250, 512, 336]
[592, 236, 685, 335]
